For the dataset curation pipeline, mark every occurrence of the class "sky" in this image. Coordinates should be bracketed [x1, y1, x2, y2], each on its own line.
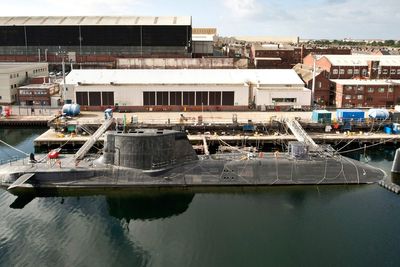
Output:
[1, 0, 399, 39]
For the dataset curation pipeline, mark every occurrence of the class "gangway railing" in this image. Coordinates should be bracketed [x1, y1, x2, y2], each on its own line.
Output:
[74, 118, 114, 161]
[285, 118, 319, 151]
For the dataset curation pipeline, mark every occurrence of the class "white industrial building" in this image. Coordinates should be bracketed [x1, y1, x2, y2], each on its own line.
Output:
[65, 69, 310, 110]
[0, 62, 48, 104]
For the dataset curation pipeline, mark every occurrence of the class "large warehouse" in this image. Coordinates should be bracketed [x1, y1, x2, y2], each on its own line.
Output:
[0, 16, 192, 65]
[64, 69, 310, 111]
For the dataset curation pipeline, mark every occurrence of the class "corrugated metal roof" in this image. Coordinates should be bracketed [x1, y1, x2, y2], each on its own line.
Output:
[65, 69, 305, 86]
[0, 16, 191, 26]
[322, 55, 400, 67]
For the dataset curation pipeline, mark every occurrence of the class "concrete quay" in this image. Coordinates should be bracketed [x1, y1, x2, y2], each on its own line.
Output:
[34, 127, 400, 152]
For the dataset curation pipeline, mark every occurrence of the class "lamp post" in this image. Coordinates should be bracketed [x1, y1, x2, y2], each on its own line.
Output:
[57, 47, 67, 104]
[311, 54, 317, 109]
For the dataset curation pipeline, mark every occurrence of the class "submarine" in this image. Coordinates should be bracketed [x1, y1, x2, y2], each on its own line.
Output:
[0, 128, 387, 196]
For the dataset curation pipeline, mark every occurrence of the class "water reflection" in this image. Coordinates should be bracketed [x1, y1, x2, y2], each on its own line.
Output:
[9, 191, 195, 221]
[107, 193, 194, 222]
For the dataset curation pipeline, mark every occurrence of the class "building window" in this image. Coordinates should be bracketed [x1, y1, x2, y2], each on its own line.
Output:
[345, 95, 351, 100]
[362, 69, 367, 76]
[332, 69, 338, 75]
[357, 86, 364, 92]
[383, 69, 388, 75]
[347, 69, 353, 75]
[318, 82, 322, 88]
[102, 92, 114, 106]
[367, 96, 373, 102]
[195, 92, 208, 106]
[156, 92, 169, 105]
[397, 69, 400, 75]
[272, 98, 296, 103]
[222, 92, 235, 105]
[76, 92, 89, 105]
[368, 88, 374, 93]
[183, 92, 195, 105]
[346, 86, 353, 91]
[391, 69, 396, 75]
[388, 87, 394, 93]
[170, 92, 182, 105]
[339, 69, 345, 75]
[89, 92, 101, 106]
[209, 92, 222, 105]
[357, 95, 363, 100]
[143, 92, 156, 106]
[354, 69, 360, 75]
[378, 88, 385, 93]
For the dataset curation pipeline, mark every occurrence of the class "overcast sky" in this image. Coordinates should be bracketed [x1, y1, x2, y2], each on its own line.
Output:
[1, 0, 399, 39]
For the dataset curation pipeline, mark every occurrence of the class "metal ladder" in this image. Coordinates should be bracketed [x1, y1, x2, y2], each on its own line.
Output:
[74, 118, 114, 160]
[285, 118, 319, 151]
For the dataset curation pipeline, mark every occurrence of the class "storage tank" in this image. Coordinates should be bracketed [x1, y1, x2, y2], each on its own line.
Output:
[368, 109, 389, 120]
[62, 104, 80, 116]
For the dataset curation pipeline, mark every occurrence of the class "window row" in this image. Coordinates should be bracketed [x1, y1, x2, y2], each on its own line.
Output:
[271, 98, 296, 103]
[345, 86, 394, 93]
[143, 91, 235, 106]
[76, 91, 114, 106]
[33, 68, 46, 74]
[19, 90, 47, 95]
[332, 68, 368, 76]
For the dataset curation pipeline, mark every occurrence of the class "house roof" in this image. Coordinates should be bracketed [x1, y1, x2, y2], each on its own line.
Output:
[293, 63, 324, 83]
[321, 55, 400, 67]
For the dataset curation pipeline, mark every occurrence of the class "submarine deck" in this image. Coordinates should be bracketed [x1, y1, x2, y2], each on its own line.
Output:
[0, 151, 386, 195]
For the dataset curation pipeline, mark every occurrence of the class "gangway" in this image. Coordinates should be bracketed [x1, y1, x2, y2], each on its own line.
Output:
[74, 118, 114, 160]
[285, 118, 320, 151]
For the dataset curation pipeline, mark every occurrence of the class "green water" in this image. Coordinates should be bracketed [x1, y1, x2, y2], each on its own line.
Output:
[0, 128, 400, 267]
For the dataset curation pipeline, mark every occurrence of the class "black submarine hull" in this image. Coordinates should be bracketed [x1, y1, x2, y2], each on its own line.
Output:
[0, 154, 386, 196]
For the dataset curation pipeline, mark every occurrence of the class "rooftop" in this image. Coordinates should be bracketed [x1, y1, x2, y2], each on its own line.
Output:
[19, 83, 56, 89]
[0, 16, 192, 26]
[66, 69, 305, 86]
[0, 62, 48, 74]
[330, 79, 394, 85]
[293, 63, 324, 82]
[321, 55, 400, 66]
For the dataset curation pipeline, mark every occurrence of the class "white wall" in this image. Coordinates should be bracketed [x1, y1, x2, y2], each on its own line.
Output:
[71, 84, 249, 106]
[0, 63, 48, 104]
[254, 87, 311, 106]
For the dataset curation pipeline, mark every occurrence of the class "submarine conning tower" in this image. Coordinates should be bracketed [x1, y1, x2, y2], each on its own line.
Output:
[102, 129, 198, 170]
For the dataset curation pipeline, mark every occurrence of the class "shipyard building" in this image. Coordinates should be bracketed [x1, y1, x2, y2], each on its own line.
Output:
[64, 69, 310, 111]
[0, 16, 192, 67]
[296, 55, 400, 108]
[0, 62, 48, 104]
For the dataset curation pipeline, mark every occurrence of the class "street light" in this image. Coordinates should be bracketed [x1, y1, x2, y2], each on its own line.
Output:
[56, 47, 67, 104]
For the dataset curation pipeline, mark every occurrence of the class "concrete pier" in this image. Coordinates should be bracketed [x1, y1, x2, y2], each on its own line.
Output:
[34, 128, 400, 152]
